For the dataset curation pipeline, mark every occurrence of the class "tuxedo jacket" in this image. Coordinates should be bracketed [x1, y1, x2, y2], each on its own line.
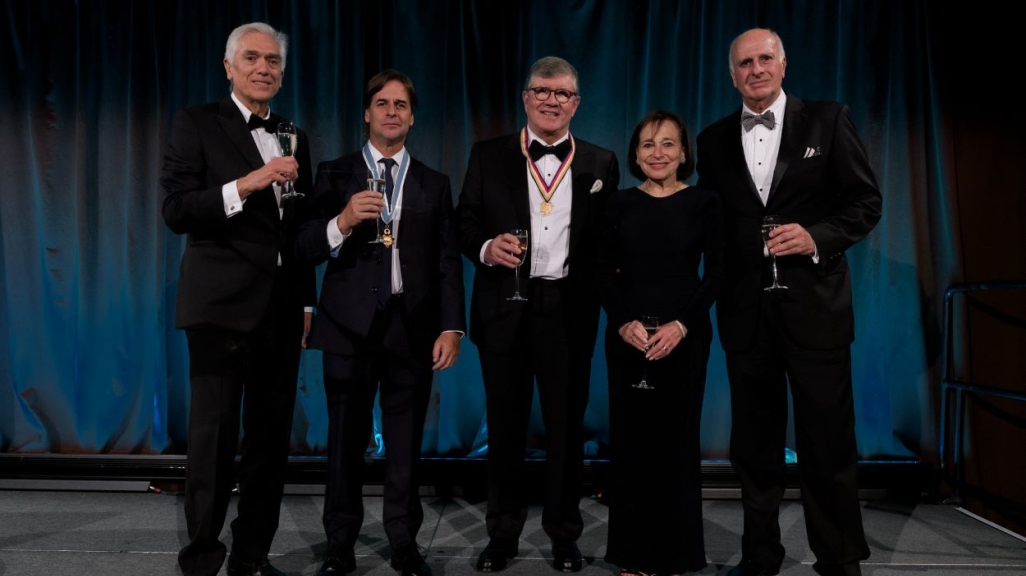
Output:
[696, 93, 881, 351]
[457, 133, 620, 353]
[161, 97, 316, 332]
[295, 151, 465, 357]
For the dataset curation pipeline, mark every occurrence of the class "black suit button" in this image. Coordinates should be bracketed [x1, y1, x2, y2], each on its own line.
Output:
[371, 287, 379, 293]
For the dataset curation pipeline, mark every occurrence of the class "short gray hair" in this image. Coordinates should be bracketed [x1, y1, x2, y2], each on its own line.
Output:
[728, 28, 786, 72]
[225, 22, 289, 71]
[524, 56, 580, 95]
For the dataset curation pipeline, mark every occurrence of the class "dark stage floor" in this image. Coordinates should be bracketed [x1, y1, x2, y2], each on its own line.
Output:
[0, 488, 1024, 575]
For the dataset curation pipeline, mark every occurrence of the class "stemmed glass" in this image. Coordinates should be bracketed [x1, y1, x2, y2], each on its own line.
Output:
[366, 171, 386, 244]
[762, 215, 788, 291]
[506, 229, 529, 301]
[632, 315, 660, 390]
[276, 122, 303, 199]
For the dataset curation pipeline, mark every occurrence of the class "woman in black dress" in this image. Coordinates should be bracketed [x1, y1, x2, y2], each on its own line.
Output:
[600, 110, 724, 575]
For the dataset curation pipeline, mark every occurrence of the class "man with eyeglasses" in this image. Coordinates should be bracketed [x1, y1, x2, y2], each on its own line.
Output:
[457, 56, 620, 573]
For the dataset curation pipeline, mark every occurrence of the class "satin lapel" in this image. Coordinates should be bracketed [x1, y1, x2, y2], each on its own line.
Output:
[568, 143, 593, 255]
[767, 95, 804, 206]
[218, 97, 266, 171]
[505, 135, 531, 229]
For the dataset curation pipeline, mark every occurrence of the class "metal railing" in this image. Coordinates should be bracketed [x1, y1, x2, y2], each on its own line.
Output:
[939, 280, 1026, 504]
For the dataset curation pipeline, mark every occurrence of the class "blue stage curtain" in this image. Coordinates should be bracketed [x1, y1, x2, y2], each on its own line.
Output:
[1, 0, 957, 462]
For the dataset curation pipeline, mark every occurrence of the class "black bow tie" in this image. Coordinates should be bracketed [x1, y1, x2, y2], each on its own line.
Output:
[741, 110, 775, 132]
[528, 139, 572, 162]
[247, 114, 277, 133]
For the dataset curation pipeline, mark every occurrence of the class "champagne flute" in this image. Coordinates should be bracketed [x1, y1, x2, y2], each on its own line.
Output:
[762, 215, 788, 291]
[276, 122, 303, 199]
[367, 173, 386, 244]
[506, 229, 529, 301]
[632, 315, 659, 390]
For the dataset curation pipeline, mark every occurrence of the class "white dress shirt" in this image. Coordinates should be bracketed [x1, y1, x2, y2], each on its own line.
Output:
[741, 92, 787, 206]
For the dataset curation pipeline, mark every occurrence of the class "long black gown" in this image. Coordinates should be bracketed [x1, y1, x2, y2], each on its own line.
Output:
[599, 185, 724, 574]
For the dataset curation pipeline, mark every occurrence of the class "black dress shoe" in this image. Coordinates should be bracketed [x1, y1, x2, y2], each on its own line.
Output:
[727, 559, 780, 576]
[226, 554, 286, 576]
[476, 539, 519, 572]
[317, 547, 357, 575]
[551, 540, 583, 573]
[390, 546, 431, 576]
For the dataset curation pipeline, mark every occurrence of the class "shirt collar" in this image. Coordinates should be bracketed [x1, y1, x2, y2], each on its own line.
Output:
[742, 91, 787, 122]
[231, 92, 271, 123]
[367, 142, 407, 167]
[526, 126, 570, 147]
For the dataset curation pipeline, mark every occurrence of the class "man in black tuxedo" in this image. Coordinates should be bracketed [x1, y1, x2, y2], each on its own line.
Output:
[696, 29, 882, 576]
[161, 22, 315, 576]
[295, 70, 465, 576]
[457, 56, 620, 573]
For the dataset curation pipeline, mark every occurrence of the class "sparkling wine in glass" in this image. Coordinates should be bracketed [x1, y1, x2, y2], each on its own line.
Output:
[632, 315, 659, 390]
[276, 122, 303, 199]
[367, 174, 386, 244]
[507, 229, 529, 301]
[762, 215, 787, 291]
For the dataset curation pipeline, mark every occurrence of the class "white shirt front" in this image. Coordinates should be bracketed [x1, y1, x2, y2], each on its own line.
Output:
[741, 92, 787, 206]
[524, 127, 573, 280]
[223, 92, 283, 219]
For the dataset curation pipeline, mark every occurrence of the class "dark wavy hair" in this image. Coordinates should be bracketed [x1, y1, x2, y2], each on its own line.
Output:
[626, 110, 694, 183]
[363, 69, 417, 138]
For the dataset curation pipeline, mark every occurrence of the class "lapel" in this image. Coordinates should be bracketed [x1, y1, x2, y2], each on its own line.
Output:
[397, 159, 423, 245]
[767, 93, 804, 206]
[217, 97, 266, 171]
[568, 138, 593, 255]
[504, 134, 532, 229]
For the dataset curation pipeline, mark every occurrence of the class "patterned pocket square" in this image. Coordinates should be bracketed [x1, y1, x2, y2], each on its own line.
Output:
[590, 179, 603, 193]
[803, 146, 823, 159]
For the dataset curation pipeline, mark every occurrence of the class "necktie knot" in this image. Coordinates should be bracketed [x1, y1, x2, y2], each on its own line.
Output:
[247, 114, 277, 133]
[741, 110, 776, 132]
[529, 139, 572, 162]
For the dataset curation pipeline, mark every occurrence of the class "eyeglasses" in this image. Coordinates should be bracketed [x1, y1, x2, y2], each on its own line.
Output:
[526, 86, 577, 104]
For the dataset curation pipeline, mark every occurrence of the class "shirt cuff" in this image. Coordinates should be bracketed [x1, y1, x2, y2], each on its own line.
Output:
[480, 239, 494, 265]
[223, 181, 244, 217]
[328, 216, 349, 258]
[303, 306, 315, 313]
[443, 329, 466, 339]
[810, 242, 820, 264]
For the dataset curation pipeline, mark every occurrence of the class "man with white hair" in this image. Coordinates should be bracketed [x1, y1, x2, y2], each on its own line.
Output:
[161, 21, 315, 576]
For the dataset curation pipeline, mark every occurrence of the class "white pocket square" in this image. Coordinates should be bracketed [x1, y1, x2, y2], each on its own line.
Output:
[590, 179, 603, 193]
[803, 146, 823, 159]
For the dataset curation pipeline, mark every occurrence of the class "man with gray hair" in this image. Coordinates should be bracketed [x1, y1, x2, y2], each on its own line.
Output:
[697, 28, 880, 576]
[162, 21, 315, 576]
[457, 56, 619, 573]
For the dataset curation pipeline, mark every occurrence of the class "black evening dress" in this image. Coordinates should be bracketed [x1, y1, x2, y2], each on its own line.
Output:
[599, 185, 724, 574]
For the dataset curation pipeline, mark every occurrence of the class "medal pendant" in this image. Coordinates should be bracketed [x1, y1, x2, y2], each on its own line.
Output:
[540, 201, 553, 215]
[382, 227, 394, 248]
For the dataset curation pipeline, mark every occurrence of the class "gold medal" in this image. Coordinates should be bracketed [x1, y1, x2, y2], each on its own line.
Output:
[382, 227, 394, 248]
[540, 201, 552, 215]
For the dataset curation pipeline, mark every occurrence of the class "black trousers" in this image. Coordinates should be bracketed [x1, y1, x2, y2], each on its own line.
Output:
[479, 278, 590, 544]
[321, 298, 433, 554]
[726, 297, 869, 571]
[178, 270, 303, 576]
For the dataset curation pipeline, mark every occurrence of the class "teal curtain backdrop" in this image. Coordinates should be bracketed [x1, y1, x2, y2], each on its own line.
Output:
[1, 0, 961, 462]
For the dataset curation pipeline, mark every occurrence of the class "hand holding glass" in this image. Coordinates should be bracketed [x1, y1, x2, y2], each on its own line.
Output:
[762, 215, 787, 291]
[276, 122, 303, 199]
[632, 315, 660, 390]
[507, 229, 529, 301]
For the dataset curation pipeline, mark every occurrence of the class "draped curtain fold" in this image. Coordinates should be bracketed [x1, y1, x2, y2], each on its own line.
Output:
[1, 0, 955, 462]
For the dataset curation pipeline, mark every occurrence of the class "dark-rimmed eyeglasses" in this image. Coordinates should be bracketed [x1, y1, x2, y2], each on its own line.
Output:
[526, 86, 577, 104]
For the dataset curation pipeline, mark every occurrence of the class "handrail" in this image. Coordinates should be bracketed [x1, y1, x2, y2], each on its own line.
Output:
[939, 280, 1026, 504]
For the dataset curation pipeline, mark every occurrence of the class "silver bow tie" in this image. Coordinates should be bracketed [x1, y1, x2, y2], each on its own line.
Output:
[741, 110, 775, 131]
